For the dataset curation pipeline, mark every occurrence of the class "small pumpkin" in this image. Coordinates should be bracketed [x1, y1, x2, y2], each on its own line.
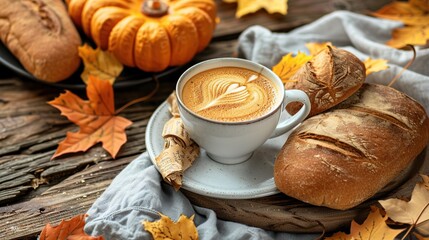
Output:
[67, 0, 217, 72]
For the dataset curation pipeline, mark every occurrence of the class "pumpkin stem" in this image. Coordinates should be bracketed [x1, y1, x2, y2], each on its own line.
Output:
[150, 0, 161, 9]
[141, 0, 169, 17]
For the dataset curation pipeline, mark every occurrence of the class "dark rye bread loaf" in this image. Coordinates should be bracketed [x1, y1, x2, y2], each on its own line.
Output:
[285, 46, 366, 118]
[274, 83, 429, 210]
[0, 0, 81, 82]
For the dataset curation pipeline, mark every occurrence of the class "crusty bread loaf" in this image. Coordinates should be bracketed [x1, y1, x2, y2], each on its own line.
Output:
[274, 83, 429, 210]
[0, 0, 81, 82]
[285, 46, 366, 118]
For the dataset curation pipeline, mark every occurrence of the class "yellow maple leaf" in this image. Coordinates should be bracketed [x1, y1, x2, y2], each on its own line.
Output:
[373, 1, 429, 49]
[143, 213, 198, 240]
[272, 52, 312, 83]
[364, 58, 389, 75]
[305, 42, 333, 55]
[228, 0, 288, 18]
[379, 175, 429, 236]
[387, 26, 429, 49]
[78, 44, 124, 84]
[325, 206, 405, 240]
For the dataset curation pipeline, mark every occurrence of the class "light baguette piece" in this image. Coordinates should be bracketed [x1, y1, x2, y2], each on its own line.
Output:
[274, 83, 429, 210]
[0, 0, 81, 82]
[285, 46, 366, 118]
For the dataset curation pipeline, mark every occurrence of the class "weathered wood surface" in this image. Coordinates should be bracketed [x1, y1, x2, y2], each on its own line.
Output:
[0, 0, 396, 239]
[213, 0, 392, 40]
[0, 76, 175, 239]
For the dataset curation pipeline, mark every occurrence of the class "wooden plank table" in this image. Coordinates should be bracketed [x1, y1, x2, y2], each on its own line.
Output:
[0, 0, 397, 238]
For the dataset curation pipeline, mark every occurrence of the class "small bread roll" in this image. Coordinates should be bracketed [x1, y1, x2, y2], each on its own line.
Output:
[0, 0, 81, 82]
[285, 46, 366, 117]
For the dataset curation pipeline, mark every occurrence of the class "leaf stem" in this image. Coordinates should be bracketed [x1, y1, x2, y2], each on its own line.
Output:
[388, 45, 416, 87]
[415, 202, 429, 229]
[115, 75, 160, 114]
[400, 201, 429, 240]
[400, 224, 414, 240]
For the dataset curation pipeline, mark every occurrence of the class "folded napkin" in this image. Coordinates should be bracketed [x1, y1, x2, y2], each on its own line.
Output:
[84, 10, 429, 239]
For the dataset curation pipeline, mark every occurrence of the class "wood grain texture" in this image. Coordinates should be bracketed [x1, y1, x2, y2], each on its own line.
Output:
[0, 0, 403, 238]
[0, 78, 173, 239]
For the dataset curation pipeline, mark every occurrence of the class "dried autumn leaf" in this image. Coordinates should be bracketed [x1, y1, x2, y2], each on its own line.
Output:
[414, 232, 429, 240]
[364, 58, 389, 75]
[325, 206, 405, 240]
[422, 174, 429, 190]
[143, 213, 198, 240]
[272, 52, 312, 83]
[379, 175, 429, 235]
[305, 42, 333, 55]
[48, 76, 132, 159]
[39, 214, 103, 240]
[78, 43, 123, 84]
[233, 0, 288, 18]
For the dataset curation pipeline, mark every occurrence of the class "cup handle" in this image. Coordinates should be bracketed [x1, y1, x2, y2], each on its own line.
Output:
[270, 89, 311, 138]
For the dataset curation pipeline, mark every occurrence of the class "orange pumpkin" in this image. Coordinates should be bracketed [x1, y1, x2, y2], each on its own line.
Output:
[67, 0, 217, 72]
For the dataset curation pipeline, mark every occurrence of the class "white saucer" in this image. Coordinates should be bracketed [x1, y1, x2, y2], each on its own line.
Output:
[146, 101, 294, 199]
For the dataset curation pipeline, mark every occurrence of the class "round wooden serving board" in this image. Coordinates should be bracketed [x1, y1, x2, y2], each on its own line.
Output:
[182, 147, 429, 233]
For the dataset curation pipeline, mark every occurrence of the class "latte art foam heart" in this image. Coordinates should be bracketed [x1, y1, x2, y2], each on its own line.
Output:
[182, 67, 280, 122]
[196, 80, 250, 112]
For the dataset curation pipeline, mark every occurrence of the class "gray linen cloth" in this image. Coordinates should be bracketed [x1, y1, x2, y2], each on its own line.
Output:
[84, 10, 429, 239]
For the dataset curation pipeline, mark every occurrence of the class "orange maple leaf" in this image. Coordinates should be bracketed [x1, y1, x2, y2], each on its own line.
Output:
[373, 2, 426, 21]
[411, 0, 429, 11]
[39, 214, 103, 240]
[48, 76, 132, 159]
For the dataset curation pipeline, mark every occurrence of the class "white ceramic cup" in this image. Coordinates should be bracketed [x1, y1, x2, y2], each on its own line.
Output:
[176, 58, 311, 164]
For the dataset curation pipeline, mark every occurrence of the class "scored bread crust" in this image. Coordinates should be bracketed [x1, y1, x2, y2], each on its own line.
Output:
[274, 83, 429, 210]
[0, 0, 81, 82]
[285, 46, 366, 118]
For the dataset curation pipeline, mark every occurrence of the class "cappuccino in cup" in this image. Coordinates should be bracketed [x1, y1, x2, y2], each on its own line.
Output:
[176, 58, 311, 164]
[181, 67, 280, 122]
